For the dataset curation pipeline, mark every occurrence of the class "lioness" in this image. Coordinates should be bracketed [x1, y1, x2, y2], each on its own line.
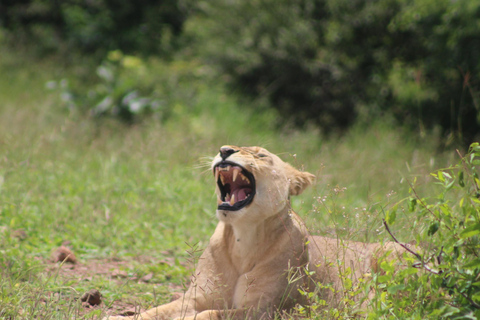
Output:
[105, 146, 408, 320]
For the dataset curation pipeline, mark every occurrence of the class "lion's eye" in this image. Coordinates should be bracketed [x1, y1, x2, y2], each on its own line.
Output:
[258, 153, 267, 158]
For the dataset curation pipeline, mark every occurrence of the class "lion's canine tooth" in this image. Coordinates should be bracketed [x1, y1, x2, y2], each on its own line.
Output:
[230, 194, 235, 206]
[217, 197, 223, 205]
[215, 167, 219, 183]
[232, 167, 239, 182]
[220, 174, 225, 185]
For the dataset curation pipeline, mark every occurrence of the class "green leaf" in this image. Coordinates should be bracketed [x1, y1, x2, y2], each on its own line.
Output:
[437, 171, 445, 182]
[446, 179, 455, 191]
[386, 208, 397, 225]
[380, 261, 395, 273]
[408, 198, 417, 212]
[460, 224, 480, 239]
[428, 221, 439, 236]
[400, 267, 419, 276]
[458, 171, 465, 187]
[463, 259, 480, 269]
[387, 284, 406, 294]
[472, 292, 480, 303]
[343, 277, 352, 290]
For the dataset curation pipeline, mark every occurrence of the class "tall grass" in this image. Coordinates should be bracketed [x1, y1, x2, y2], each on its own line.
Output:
[0, 50, 460, 318]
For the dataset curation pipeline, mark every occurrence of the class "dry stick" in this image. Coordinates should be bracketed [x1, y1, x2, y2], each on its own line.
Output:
[382, 219, 442, 275]
[455, 284, 480, 309]
[436, 246, 444, 265]
[382, 219, 421, 260]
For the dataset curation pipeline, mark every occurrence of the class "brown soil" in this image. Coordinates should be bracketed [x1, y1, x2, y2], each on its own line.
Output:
[45, 255, 186, 318]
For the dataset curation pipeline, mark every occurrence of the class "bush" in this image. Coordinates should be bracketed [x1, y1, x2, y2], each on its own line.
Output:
[48, 51, 200, 123]
[0, 0, 188, 57]
[369, 143, 480, 318]
[290, 143, 480, 319]
[185, 0, 358, 133]
[186, 0, 480, 144]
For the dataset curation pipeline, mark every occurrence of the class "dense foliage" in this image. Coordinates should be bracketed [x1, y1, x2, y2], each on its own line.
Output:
[0, 0, 187, 56]
[293, 144, 480, 319]
[1, 0, 479, 143]
[187, 0, 480, 144]
[371, 144, 480, 318]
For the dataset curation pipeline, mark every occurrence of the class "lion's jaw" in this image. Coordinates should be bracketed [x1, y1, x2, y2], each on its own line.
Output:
[212, 145, 315, 226]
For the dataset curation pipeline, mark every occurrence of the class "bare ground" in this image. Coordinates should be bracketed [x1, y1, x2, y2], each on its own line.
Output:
[44, 255, 186, 319]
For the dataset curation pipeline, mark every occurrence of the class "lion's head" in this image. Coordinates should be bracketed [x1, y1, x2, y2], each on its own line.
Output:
[211, 145, 315, 224]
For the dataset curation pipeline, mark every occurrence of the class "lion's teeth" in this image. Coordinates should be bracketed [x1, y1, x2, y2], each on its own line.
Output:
[220, 174, 225, 185]
[215, 167, 219, 183]
[232, 167, 240, 182]
[217, 196, 222, 205]
[240, 173, 249, 183]
[230, 194, 235, 206]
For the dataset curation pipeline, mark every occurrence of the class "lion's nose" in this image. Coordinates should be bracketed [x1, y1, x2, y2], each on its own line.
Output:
[219, 146, 238, 160]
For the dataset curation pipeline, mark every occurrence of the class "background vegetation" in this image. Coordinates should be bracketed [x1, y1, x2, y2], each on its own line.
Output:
[2, 0, 479, 145]
[1, 0, 479, 319]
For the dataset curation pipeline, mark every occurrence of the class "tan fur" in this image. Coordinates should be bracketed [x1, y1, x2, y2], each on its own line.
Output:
[104, 146, 408, 320]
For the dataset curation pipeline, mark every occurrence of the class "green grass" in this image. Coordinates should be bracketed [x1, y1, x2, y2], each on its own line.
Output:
[0, 50, 463, 319]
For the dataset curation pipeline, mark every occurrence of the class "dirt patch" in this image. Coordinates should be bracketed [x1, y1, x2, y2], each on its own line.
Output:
[44, 255, 186, 318]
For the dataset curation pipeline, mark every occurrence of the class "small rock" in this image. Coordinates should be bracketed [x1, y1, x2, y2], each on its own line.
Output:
[11, 229, 27, 240]
[80, 289, 102, 306]
[111, 269, 128, 278]
[52, 246, 77, 264]
[141, 273, 153, 282]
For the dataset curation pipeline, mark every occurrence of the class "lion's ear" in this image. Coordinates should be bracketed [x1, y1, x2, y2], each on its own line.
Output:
[287, 166, 316, 196]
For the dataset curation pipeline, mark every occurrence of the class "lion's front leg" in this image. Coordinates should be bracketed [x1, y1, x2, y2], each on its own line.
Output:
[174, 308, 266, 320]
[104, 297, 196, 320]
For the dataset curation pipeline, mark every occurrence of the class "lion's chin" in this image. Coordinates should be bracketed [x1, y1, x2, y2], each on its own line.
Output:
[216, 209, 239, 222]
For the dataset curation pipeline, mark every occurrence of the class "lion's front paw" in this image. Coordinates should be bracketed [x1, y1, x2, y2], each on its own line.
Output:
[102, 316, 127, 320]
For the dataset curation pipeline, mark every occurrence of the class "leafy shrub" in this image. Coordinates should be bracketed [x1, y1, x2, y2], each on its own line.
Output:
[385, 0, 480, 146]
[186, 0, 480, 144]
[48, 51, 199, 123]
[369, 143, 480, 319]
[288, 143, 480, 319]
[186, 0, 358, 133]
[0, 0, 187, 56]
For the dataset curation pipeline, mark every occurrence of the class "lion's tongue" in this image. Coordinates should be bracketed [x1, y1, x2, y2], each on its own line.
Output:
[233, 188, 252, 202]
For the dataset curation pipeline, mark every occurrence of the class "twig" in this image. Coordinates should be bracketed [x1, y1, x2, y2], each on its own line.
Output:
[437, 246, 444, 265]
[382, 219, 421, 259]
[383, 219, 443, 275]
[455, 284, 480, 309]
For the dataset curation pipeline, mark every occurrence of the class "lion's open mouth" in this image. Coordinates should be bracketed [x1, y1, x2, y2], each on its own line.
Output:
[214, 161, 256, 211]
